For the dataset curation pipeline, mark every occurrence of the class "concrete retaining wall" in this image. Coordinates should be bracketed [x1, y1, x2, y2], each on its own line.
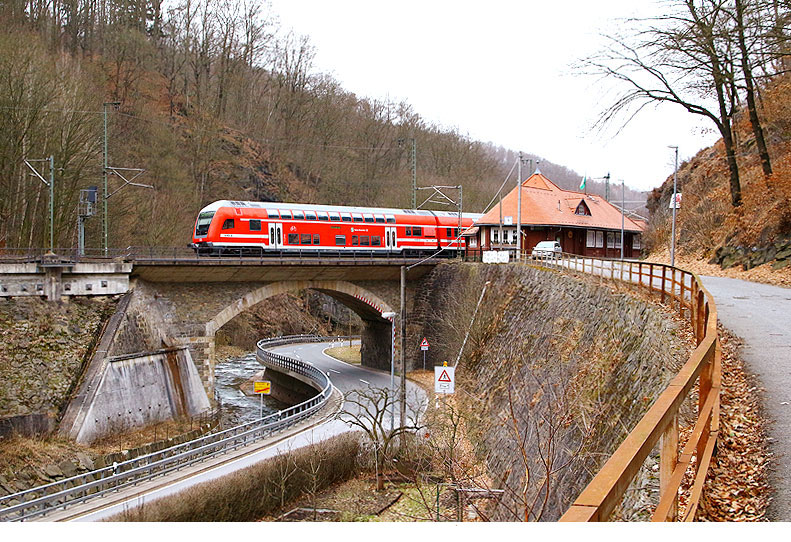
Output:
[71, 347, 210, 444]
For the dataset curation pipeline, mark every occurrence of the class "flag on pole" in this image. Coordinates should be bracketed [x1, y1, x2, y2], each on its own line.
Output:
[579, 175, 587, 191]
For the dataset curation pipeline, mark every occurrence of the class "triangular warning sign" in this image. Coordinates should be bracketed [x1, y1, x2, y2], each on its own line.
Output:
[438, 370, 451, 382]
[420, 338, 429, 347]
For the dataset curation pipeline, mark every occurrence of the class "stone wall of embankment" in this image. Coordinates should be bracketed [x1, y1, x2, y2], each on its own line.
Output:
[413, 263, 691, 521]
[0, 297, 117, 436]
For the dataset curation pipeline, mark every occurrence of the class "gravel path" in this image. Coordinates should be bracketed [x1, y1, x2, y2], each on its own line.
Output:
[700, 276, 791, 521]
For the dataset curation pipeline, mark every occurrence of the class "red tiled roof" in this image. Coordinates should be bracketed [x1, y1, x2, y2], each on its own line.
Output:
[476, 172, 644, 233]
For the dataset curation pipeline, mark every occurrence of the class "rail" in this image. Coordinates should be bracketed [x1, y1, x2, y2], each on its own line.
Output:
[513, 252, 719, 521]
[0, 246, 444, 266]
[0, 335, 343, 522]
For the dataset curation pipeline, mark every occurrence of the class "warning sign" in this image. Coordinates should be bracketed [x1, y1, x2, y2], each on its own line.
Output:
[434, 365, 455, 394]
[420, 338, 430, 351]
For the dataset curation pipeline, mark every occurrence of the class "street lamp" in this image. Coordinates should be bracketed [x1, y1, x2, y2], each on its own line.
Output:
[669, 146, 679, 267]
[381, 311, 397, 431]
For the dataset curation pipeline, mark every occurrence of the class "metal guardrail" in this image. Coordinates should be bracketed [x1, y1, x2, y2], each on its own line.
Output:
[0, 246, 443, 266]
[0, 335, 342, 522]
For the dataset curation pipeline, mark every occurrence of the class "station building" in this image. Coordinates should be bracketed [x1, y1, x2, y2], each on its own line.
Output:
[467, 171, 644, 258]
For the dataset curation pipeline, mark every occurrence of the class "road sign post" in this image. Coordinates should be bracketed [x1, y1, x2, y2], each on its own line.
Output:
[420, 337, 429, 370]
[254, 381, 271, 419]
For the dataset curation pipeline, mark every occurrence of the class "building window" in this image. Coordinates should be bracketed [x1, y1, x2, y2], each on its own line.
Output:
[301, 234, 311, 244]
[288, 233, 298, 244]
[633, 235, 642, 250]
[222, 219, 234, 230]
[335, 235, 346, 246]
[587, 230, 596, 248]
[607, 232, 622, 249]
[101, 280, 108, 288]
[249, 219, 261, 231]
[596, 231, 604, 248]
[575, 201, 591, 216]
[85, 284, 92, 291]
[63, 283, 71, 292]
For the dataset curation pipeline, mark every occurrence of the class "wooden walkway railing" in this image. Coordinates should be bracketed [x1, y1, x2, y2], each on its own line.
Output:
[539, 254, 721, 521]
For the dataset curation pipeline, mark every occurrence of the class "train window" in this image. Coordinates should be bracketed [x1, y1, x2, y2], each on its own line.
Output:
[352, 235, 359, 246]
[293, 210, 305, 219]
[352, 214, 363, 222]
[455, 228, 461, 237]
[305, 211, 317, 221]
[446, 228, 452, 237]
[267, 209, 279, 218]
[372, 236, 382, 246]
[317, 212, 329, 221]
[249, 220, 261, 231]
[385, 215, 396, 224]
[360, 235, 370, 246]
[301, 234, 311, 244]
[413, 226, 422, 236]
[329, 213, 341, 222]
[313, 234, 320, 244]
[281, 210, 293, 219]
[364, 215, 374, 223]
[375, 216, 385, 223]
[288, 233, 298, 244]
[335, 235, 346, 246]
[222, 219, 234, 230]
[341, 213, 352, 222]
[406, 226, 412, 236]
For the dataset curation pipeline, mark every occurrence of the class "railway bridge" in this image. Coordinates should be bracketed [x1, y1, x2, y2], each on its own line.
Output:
[0, 249, 440, 396]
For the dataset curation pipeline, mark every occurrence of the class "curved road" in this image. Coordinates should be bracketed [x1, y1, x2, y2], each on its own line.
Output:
[54, 340, 423, 522]
[700, 276, 791, 521]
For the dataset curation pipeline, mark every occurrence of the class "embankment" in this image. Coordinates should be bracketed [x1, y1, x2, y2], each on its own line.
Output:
[413, 263, 692, 520]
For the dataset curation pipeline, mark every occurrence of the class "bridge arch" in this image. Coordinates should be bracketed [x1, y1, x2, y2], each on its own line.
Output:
[201, 280, 399, 388]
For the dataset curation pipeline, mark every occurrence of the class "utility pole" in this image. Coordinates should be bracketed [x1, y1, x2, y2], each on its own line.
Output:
[620, 178, 625, 261]
[102, 102, 120, 256]
[411, 138, 417, 209]
[517, 152, 523, 259]
[399, 265, 407, 434]
[605, 174, 611, 201]
[23, 156, 55, 252]
[669, 146, 679, 267]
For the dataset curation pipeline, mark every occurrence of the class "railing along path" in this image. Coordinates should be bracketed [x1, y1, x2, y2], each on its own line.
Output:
[0, 335, 351, 522]
[508, 252, 720, 521]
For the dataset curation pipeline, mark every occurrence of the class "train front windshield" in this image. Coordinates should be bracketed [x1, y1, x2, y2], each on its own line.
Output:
[195, 211, 214, 237]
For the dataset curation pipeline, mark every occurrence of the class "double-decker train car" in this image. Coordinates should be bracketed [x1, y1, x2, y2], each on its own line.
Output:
[190, 200, 482, 256]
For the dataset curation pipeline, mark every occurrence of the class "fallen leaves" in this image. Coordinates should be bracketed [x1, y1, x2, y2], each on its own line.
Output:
[697, 326, 772, 521]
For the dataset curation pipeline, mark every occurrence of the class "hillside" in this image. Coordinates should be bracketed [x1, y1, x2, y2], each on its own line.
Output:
[0, 4, 652, 252]
[644, 74, 791, 279]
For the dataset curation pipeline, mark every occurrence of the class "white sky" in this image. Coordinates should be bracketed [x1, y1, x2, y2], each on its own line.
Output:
[268, 0, 721, 193]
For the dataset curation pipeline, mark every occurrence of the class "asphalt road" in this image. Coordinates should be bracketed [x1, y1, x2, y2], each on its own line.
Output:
[57, 340, 424, 522]
[700, 276, 791, 521]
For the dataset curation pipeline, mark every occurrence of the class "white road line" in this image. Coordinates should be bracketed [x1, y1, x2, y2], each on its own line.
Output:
[359, 379, 369, 385]
[328, 369, 340, 374]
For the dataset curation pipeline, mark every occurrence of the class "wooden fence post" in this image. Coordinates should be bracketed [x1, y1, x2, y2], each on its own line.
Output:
[661, 414, 679, 521]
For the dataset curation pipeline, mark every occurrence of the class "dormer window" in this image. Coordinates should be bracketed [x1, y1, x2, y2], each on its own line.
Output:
[575, 200, 591, 216]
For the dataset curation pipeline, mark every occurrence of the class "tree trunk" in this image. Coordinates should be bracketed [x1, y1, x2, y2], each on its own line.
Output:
[735, 0, 772, 176]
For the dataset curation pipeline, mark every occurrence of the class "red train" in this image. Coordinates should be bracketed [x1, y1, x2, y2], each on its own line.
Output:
[190, 200, 482, 256]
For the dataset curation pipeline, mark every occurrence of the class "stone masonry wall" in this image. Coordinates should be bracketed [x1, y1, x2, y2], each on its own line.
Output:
[414, 263, 691, 521]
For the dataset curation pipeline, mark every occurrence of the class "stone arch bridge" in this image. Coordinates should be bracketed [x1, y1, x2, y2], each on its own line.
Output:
[112, 259, 438, 395]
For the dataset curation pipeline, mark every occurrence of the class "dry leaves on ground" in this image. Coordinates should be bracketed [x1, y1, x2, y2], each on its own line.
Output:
[698, 326, 772, 521]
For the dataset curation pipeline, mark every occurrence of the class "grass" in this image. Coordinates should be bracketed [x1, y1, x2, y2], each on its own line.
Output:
[323, 345, 361, 365]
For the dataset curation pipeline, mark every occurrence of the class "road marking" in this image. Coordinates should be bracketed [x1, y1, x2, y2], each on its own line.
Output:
[359, 379, 370, 385]
[328, 369, 340, 374]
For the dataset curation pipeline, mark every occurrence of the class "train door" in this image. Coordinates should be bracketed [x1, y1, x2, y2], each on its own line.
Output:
[269, 222, 283, 249]
[385, 226, 398, 252]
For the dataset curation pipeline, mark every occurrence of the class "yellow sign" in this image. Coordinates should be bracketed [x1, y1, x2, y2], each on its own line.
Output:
[254, 381, 271, 394]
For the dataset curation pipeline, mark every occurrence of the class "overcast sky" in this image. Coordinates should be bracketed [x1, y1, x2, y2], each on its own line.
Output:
[268, 0, 721, 193]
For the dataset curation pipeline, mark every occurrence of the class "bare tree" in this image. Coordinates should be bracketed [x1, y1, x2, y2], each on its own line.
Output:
[340, 385, 422, 490]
